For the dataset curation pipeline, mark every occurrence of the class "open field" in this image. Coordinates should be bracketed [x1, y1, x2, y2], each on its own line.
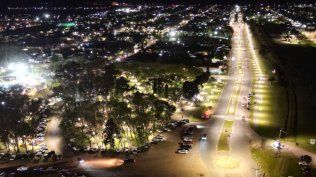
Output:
[251, 147, 316, 177]
[274, 44, 316, 152]
[247, 23, 288, 139]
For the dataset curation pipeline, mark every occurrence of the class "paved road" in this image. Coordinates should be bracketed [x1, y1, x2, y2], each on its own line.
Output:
[45, 115, 63, 154]
[198, 12, 260, 177]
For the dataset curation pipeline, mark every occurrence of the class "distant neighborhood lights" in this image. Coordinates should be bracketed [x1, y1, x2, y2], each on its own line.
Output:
[43, 13, 50, 19]
[116, 8, 137, 13]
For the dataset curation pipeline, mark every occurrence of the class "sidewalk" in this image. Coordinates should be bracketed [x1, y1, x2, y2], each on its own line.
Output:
[282, 142, 316, 167]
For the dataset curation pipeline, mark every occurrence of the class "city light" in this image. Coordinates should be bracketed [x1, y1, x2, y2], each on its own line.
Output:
[8, 62, 28, 79]
[43, 13, 50, 19]
[169, 30, 177, 37]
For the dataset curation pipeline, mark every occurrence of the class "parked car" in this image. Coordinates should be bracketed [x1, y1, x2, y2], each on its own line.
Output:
[83, 147, 90, 152]
[89, 148, 98, 154]
[17, 166, 29, 172]
[33, 167, 44, 172]
[10, 154, 16, 161]
[176, 149, 188, 154]
[78, 158, 85, 164]
[302, 166, 312, 176]
[124, 158, 136, 163]
[153, 135, 165, 142]
[180, 144, 192, 150]
[72, 146, 81, 152]
[45, 166, 57, 172]
[182, 137, 193, 142]
[182, 119, 190, 123]
[201, 133, 207, 140]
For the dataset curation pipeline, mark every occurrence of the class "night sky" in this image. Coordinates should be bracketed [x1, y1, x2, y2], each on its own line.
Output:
[0, 0, 314, 12]
[2, 0, 314, 6]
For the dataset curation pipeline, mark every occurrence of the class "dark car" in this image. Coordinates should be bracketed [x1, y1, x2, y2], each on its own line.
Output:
[180, 144, 192, 150]
[302, 166, 312, 176]
[124, 158, 136, 163]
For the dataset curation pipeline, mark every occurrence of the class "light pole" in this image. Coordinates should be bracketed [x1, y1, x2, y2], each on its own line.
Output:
[278, 128, 287, 139]
[252, 168, 260, 177]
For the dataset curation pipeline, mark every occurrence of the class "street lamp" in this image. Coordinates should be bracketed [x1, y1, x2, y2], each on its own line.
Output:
[252, 168, 260, 177]
[278, 128, 287, 139]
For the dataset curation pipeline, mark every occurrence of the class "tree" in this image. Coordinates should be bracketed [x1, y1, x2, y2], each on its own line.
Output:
[164, 84, 169, 98]
[194, 72, 210, 85]
[114, 77, 131, 96]
[182, 81, 199, 100]
[104, 118, 119, 149]
[0, 85, 42, 153]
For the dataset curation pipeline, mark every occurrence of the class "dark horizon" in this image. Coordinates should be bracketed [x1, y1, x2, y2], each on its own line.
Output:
[2, 0, 316, 8]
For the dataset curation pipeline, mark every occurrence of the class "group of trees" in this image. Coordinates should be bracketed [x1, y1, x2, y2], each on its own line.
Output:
[182, 71, 210, 100]
[0, 85, 48, 152]
[119, 62, 205, 103]
[54, 61, 175, 149]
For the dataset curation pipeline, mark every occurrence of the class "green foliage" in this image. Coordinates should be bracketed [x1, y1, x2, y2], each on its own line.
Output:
[0, 85, 45, 152]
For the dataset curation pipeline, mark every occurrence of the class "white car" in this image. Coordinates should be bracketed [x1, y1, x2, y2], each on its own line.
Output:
[176, 149, 188, 154]
[37, 133, 45, 137]
[153, 137, 165, 142]
[9, 154, 16, 161]
[36, 137, 44, 141]
[0, 172, 6, 177]
[182, 137, 193, 142]
[299, 161, 310, 166]
[17, 166, 29, 172]
[73, 147, 80, 151]
[164, 127, 171, 132]
[200, 134, 207, 140]
[83, 147, 90, 152]
[40, 146, 48, 151]
[154, 135, 165, 141]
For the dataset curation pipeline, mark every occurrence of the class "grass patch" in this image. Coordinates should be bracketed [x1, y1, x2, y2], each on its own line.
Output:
[251, 22, 316, 152]
[186, 80, 224, 123]
[250, 84, 288, 138]
[285, 136, 316, 153]
[186, 106, 208, 122]
[251, 147, 315, 177]
[246, 25, 288, 139]
[217, 120, 234, 151]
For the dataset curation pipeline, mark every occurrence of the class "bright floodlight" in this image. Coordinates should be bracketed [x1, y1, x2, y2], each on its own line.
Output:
[272, 140, 282, 150]
[8, 63, 28, 78]
[14, 63, 28, 78]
